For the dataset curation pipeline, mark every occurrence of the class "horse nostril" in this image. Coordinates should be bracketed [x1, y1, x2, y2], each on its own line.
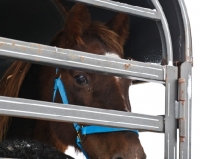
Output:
[115, 157, 123, 159]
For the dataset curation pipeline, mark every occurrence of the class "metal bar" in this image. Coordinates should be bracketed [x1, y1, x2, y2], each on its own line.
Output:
[164, 66, 178, 159]
[0, 96, 164, 132]
[178, 0, 193, 64]
[72, 0, 160, 20]
[0, 37, 165, 82]
[151, 0, 173, 65]
[156, 21, 168, 64]
[179, 62, 192, 159]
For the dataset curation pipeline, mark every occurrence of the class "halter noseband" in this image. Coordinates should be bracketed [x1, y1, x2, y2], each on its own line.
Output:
[53, 74, 139, 159]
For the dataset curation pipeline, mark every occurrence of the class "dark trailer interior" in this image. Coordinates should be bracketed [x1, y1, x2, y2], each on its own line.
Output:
[0, 0, 192, 159]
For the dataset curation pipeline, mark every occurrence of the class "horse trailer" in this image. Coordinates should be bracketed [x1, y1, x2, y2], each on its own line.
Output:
[0, 0, 192, 158]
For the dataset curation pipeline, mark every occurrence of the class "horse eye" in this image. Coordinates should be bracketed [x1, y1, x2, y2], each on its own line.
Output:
[74, 75, 88, 85]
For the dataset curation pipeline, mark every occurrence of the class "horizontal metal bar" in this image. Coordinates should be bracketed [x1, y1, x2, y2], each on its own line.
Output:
[73, 0, 160, 20]
[0, 96, 164, 132]
[0, 37, 165, 82]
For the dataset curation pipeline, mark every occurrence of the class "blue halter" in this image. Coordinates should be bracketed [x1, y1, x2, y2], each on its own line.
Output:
[53, 75, 139, 159]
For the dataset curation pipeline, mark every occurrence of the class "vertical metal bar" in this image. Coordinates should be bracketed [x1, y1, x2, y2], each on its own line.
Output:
[179, 62, 192, 159]
[165, 66, 178, 159]
[178, 0, 193, 64]
[150, 0, 173, 65]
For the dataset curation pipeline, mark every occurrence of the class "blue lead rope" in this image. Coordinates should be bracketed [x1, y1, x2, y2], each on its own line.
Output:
[53, 76, 138, 159]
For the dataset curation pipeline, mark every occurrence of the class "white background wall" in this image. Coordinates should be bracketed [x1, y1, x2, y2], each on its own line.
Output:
[66, 0, 200, 158]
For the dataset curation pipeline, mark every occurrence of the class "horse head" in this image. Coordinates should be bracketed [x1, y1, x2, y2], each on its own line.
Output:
[36, 3, 146, 159]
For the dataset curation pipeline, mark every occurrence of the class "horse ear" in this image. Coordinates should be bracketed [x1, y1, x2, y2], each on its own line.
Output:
[65, 3, 91, 45]
[106, 13, 129, 46]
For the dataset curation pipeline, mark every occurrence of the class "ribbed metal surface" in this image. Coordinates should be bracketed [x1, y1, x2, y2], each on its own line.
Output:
[0, 37, 166, 82]
[73, 0, 160, 20]
[0, 96, 164, 132]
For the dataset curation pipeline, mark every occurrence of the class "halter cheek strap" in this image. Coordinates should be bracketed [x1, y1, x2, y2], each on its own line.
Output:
[53, 75, 139, 159]
[53, 78, 68, 104]
[53, 77, 89, 158]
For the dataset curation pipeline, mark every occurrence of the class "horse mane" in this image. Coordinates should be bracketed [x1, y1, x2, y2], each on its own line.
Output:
[0, 61, 32, 141]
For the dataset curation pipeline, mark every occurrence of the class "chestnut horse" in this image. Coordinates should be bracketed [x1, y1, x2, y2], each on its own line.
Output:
[0, 3, 146, 159]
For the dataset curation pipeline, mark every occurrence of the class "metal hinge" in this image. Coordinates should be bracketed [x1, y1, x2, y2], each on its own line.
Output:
[175, 78, 186, 142]
[175, 101, 185, 119]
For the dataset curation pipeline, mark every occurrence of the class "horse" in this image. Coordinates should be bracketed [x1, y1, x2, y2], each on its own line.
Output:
[0, 3, 146, 159]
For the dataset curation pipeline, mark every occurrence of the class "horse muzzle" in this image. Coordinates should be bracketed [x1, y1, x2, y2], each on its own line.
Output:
[82, 131, 146, 159]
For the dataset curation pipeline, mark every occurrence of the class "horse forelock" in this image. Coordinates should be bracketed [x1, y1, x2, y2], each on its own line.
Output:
[64, 21, 124, 57]
[87, 22, 124, 56]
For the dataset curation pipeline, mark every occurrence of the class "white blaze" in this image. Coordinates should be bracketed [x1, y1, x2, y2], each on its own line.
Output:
[105, 52, 121, 59]
[115, 76, 121, 83]
[105, 52, 127, 109]
[105, 52, 122, 84]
